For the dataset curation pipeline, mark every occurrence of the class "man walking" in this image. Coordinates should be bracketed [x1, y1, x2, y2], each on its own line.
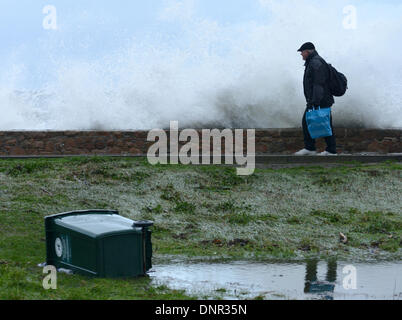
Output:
[295, 42, 337, 156]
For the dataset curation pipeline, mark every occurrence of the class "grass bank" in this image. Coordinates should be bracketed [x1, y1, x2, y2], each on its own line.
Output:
[0, 157, 401, 299]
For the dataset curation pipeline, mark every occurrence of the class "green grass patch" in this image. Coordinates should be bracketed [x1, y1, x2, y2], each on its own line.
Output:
[160, 184, 182, 202]
[0, 157, 401, 299]
[5, 161, 54, 177]
[174, 201, 196, 214]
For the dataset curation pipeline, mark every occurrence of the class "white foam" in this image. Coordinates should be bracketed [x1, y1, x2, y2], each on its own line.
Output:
[1, 0, 401, 130]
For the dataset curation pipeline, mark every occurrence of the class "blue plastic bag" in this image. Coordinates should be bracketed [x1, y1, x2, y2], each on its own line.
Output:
[306, 107, 333, 139]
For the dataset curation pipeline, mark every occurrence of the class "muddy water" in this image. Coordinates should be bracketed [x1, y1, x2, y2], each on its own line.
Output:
[149, 260, 402, 300]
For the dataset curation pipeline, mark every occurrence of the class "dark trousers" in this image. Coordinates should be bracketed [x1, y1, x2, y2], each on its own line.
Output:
[302, 107, 337, 154]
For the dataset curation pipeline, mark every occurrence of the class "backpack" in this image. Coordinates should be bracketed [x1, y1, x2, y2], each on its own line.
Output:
[327, 63, 348, 97]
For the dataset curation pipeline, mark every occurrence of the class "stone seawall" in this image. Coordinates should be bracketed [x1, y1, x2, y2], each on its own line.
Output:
[0, 129, 400, 156]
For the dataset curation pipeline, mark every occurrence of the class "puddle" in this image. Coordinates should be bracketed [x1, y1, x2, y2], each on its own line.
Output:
[149, 260, 402, 300]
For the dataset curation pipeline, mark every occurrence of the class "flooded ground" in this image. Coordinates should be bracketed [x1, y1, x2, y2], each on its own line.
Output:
[149, 260, 402, 300]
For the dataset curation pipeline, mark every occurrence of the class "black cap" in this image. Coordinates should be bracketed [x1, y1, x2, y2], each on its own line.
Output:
[297, 42, 315, 52]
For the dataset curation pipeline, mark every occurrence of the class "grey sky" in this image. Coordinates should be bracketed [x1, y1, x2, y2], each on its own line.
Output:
[1, 0, 401, 88]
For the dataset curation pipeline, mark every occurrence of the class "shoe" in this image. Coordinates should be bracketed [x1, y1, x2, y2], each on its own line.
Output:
[294, 149, 317, 156]
[318, 151, 337, 156]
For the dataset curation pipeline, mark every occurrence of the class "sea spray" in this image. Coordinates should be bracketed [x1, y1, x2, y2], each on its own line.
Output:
[0, 0, 401, 130]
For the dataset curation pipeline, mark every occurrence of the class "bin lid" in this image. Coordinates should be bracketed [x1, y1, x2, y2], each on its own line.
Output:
[45, 210, 142, 238]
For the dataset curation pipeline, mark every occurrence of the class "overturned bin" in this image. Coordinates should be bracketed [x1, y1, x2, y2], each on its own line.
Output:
[45, 210, 153, 278]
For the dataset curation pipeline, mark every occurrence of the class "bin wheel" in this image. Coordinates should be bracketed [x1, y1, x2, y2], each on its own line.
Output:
[132, 220, 154, 228]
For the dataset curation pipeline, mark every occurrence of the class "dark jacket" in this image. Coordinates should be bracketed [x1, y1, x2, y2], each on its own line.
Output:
[303, 51, 334, 108]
